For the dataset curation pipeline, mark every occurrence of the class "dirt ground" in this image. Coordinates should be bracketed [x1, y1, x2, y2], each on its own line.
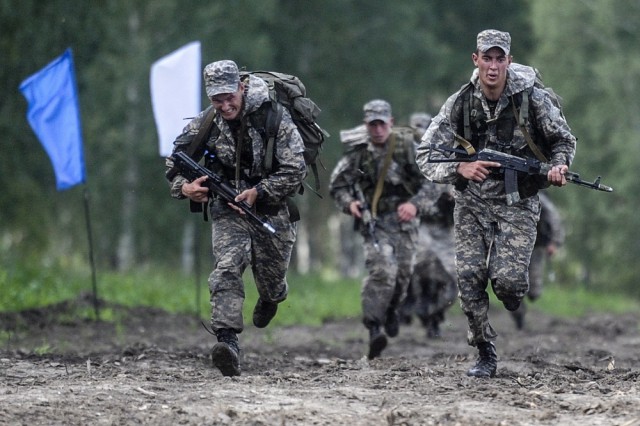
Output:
[1, 294, 640, 426]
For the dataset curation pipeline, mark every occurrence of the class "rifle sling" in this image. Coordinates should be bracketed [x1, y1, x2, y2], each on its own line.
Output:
[371, 133, 398, 219]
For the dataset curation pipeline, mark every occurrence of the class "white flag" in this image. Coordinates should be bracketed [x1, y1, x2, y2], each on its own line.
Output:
[150, 41, 202, 157]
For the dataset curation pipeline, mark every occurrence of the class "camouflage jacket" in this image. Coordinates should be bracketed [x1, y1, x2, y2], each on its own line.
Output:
[329, 127, 434, 218]
[166, 75, 306, 206]
[416, 63, 576, 203]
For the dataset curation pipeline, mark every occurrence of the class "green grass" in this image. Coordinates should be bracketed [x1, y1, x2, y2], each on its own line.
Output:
[1, 260, 639, 325]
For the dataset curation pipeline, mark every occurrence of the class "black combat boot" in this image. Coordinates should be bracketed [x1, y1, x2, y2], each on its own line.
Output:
[384, 308, 400, 338]
[211, 329, 241, 377]
[511, 302, 526, 330]
[502, 296, 521, 312]
[426, 320, 441, 339]
[367, 325, 388, 360]
[253, 298, 278, 328]
[466, 341, 498, 378]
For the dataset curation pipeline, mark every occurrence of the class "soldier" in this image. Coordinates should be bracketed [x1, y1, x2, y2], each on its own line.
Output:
[511, 191, 565, 329]
[399, 112, 457, 338]
[329, 100, 435, 359]
[416, 30, 577, 378]
[166, 60, 306, 376]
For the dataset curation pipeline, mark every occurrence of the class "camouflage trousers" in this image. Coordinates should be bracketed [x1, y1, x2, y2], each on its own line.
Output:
[454, 194, 540, 346]
[208, 200, 297, 333]
[361, 213, 419, 329]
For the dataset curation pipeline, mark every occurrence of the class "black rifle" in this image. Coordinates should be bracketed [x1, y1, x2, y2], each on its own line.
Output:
[352, 176, 380, 251]
[427, 144, 613, 205]
[169, 151, 277, 235]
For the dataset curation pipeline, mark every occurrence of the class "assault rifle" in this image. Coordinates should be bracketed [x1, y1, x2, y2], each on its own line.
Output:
[168, 151, 277, 235]
[427, 144, 613, 206]
[353, 180, 380, 251]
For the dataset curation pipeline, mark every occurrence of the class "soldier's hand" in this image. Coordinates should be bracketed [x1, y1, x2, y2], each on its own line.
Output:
[397, 202, 418, 222]
[457, 161, 500, 182]
[349, 200, 363, 219]
[229, 187, 259, 215]
[548, 165, 568, 187]
[181, 176, 209, 203]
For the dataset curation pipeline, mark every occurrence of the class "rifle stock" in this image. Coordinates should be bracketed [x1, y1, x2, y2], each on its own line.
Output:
[427, 144, 613, 205]
[170, 151, 277, 235]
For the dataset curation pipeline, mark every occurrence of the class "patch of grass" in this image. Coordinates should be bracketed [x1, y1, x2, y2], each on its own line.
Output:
[2, 260, 639, 328]
[487, 282, 640, 317]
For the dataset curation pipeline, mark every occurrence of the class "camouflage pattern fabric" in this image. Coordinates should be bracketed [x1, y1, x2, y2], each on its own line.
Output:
[329, 129, 435, 328]
[208, 200, 296, 332]
[409, 184, 457, 326]
[416, 63, 576, 347]
[528, 192, 565, 300]
[166, 74, 306, 334]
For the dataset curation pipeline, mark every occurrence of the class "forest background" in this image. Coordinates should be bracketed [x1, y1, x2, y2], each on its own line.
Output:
[2, 0, 639, 310]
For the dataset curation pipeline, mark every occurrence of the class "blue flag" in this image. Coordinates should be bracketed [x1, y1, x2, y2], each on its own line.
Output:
[20, 48, 86, 191]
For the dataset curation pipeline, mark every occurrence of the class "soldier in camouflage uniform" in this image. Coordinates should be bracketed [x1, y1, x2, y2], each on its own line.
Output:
[166, 60, 306, 377]
[400, 113, 458, 339]
[329, 100, 435, 360]
[511, 191, 565, 329]
[416, 30, 576, 378]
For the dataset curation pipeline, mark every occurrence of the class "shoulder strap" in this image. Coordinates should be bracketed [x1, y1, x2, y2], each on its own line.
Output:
[263, 101, 284, 174]
[371, 133, 398, 218]
[187, 106, 217, 160]
[511, 89, 547, 162]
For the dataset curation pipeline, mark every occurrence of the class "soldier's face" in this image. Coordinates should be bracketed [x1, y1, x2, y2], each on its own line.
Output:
[210, 83, 244, 120]
[366, 119, 393, 145]
[472, 47, 511, 92]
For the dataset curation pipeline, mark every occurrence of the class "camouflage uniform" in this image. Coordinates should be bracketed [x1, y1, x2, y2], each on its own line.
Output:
[400, 112, 457, 337]
[416, 47, 576, 347]
[405, 183, 457, 337]
[511, 191, 565, 328]
[330, 100, 434, 357]
[166, 63, 306, 335]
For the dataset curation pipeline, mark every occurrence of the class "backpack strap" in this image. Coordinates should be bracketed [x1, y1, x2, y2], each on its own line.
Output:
[187, 106, 217, 159]
[458, 84, 477, 155]
[263, 101, 284, 175]
[166, 106, 217, 181]
[511, 88, 548, 162]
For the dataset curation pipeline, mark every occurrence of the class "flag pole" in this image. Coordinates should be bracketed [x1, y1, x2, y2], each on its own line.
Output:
[82, 186, 99, 319]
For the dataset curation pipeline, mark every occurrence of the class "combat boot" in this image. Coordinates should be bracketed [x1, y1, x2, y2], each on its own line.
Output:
[384, 308, 400, 338]
[426, 320, 441, 339]
[211, 329, 241, 377]
[466, 341, 497, 378]
[367, 325, 388, 360]
[253, 298, 278, 328]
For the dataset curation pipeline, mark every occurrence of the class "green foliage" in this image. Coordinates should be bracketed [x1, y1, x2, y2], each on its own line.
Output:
[530, 0, 640, 295]
[2, 1, 639, 298]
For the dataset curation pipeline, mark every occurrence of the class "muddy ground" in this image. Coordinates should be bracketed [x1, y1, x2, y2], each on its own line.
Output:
[1, 294, 640, 426]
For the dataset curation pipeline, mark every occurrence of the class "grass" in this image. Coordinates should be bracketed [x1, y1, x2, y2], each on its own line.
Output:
[1, 260, 639, 326]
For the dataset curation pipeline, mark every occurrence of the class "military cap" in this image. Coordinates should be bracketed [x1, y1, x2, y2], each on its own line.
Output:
[476, 29, 511, 55]
[363, 99, 392, 124]
[203, 60, 240, 98]
[410, 112, 432, 131]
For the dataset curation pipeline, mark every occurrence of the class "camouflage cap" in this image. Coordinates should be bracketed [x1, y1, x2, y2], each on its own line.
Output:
[363, 99, 392, 124]
[476, 29, 511, 55]
[203, 60, 240, 98]
[410, 112, 432, 131]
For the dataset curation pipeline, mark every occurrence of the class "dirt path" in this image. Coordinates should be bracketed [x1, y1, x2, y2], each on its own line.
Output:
[1, 297, 640, 425]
